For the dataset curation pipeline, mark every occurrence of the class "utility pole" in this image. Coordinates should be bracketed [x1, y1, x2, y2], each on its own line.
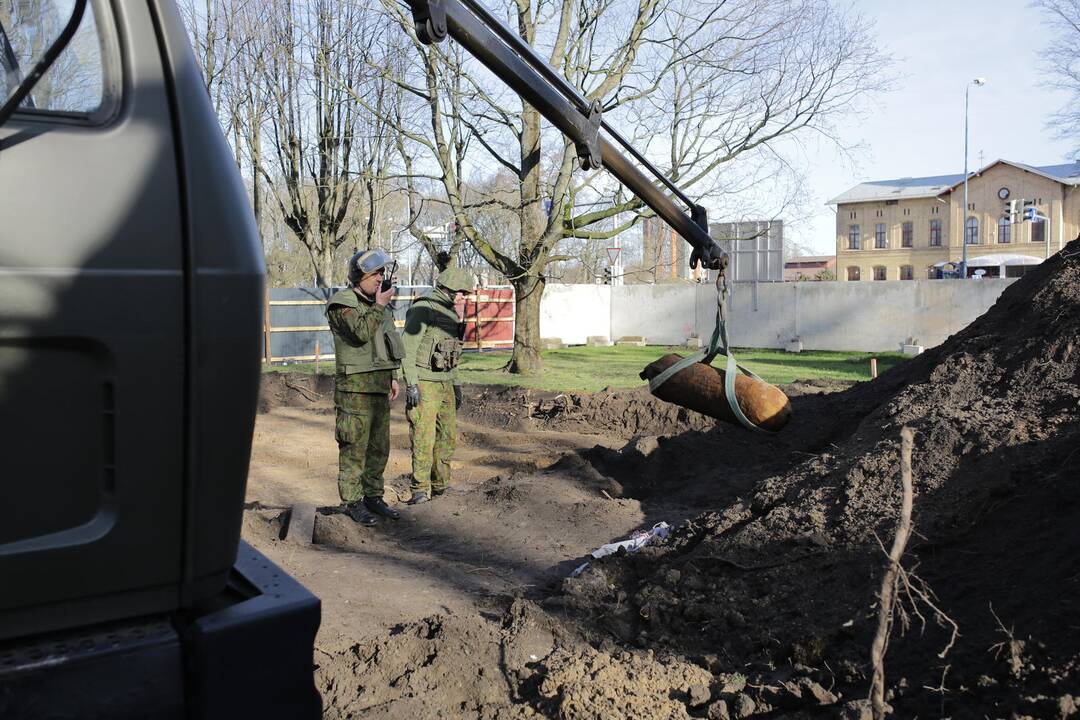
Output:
[961, 77, 987, 279]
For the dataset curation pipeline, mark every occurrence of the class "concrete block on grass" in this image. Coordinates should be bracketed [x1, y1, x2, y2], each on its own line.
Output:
[901, 344, 924, 356]
[615, 336, 647, 347]
[586, 335, 612, 347]
[540, 337, 565, 350]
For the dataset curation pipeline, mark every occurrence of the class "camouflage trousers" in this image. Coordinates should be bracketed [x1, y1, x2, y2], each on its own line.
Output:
[407, 379, 456, 495]
[335, 390, 391, 502]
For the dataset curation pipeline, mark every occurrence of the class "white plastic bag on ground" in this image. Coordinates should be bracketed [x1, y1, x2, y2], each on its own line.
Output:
[570, 522, 671, 577]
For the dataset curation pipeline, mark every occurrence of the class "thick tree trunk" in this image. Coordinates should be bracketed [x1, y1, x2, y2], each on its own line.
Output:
[508, 274, 545, 374]
[316, 247, 335, 288]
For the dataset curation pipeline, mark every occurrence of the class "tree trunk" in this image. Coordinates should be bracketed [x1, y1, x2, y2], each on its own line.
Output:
[508, 274, 544, 374]
[316, 245, 335, 288]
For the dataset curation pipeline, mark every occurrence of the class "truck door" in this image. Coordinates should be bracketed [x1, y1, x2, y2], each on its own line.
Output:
[0, 0, 187, 637]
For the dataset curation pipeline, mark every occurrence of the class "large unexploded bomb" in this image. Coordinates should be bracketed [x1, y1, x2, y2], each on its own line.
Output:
[640, 353, 792, 432]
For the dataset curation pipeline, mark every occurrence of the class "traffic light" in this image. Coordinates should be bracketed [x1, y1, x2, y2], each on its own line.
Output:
[1022, 199, 1037, 221]
[1003, 198, 1018, 224]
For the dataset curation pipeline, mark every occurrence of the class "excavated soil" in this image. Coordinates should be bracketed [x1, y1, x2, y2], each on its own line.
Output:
[245, 240, 1080, 719]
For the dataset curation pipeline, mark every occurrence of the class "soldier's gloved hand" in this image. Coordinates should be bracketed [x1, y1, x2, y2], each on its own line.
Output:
[405, 384, 421, 409]
[453, 384, 463, 410]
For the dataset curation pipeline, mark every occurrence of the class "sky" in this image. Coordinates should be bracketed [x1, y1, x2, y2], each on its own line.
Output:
[792, 0, 1076, 256]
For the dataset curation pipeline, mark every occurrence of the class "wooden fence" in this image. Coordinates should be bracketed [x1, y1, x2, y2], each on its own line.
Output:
[262, 286, 514, 364]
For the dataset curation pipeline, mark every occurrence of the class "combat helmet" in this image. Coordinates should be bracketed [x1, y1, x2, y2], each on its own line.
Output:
[436, 267, 475, 293]
[347, 248, 393, 286]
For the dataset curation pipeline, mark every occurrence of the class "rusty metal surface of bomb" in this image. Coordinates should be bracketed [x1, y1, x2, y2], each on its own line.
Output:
[640, 354, 792, 432]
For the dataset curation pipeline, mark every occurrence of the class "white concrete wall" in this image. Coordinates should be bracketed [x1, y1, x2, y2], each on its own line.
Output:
[540, 283, 611, 345]
[611, 284, 700, 345]
[542, 279, 1016, 352]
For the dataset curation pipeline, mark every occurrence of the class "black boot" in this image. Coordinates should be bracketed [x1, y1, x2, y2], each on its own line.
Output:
[344, 501, 377, 526]
[407, 491, 430, 505]
[363, 496, 401, 520]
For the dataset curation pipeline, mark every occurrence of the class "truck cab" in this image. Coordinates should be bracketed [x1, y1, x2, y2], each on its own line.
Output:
[0, 1, 320, 716]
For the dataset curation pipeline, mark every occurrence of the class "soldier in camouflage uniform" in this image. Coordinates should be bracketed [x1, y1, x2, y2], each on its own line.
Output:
[402, 268, 476, 504]
[326, 248, 405, 524]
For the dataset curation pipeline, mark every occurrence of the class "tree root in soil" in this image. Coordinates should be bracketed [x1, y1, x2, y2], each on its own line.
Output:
[869, 427, 960, 719]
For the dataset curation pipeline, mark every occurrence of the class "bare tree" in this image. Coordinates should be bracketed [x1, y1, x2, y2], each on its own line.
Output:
[178, 0, 888, 314]
[1036, 0, 1080, 155]
[378, 0, 888, 372]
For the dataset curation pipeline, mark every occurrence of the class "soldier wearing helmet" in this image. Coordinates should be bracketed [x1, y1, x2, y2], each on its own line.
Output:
[401, 267, 476, 504]
[325, 248, 405, 524]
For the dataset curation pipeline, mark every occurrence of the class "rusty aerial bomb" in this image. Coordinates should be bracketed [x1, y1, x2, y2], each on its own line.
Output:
[640, 353, 792, 432]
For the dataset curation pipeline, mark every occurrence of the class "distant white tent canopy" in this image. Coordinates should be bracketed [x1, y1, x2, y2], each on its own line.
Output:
[933, 254, 1042, 278]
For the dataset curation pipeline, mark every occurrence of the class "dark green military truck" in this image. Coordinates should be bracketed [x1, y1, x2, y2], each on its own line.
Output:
[0, 1, 320, 717]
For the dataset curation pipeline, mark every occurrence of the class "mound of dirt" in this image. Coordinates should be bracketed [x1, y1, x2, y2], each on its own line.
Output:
[557, 240, 1080, 718]
[253, 244, 1080, 718]
[464, 384, 715, 438]
[317, 598, 817, 720]
[260, 367, 837, 440]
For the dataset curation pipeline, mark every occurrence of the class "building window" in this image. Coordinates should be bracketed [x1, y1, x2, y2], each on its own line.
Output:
[849, 211, 856, 219]
[847, 266, 861, 281]
[885, 200, 898, 206]
[901, 221, 913, 247]
[998, 217, 1011, 244]
[968, 202, 975, 211]
[873, 266, 886, 281]
[903, 208, 911, 216]
[900, 265, 914, 280]
[965, 216, 979, 245]
[875, 223, 887, 248]
[875, 210, 883, 217]
[929, 219, 942, 246]
[848, 224, 861, 250]
[1005, 265, 1031, 278]
[1032, 219, 1046, 244]
[931, 205, 939, 214]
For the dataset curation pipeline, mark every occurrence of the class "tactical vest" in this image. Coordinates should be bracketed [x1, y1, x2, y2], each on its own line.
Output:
[327, 288, 405, 374]
[413, 291, 463, 372]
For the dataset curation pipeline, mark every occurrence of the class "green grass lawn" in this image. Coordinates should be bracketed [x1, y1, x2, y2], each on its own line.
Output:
[266, 346, 908, 393]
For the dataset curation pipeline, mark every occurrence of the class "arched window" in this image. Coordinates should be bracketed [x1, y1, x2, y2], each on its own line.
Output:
[900, 265, 914, 280]
[873, 266, 886, 281]
[847, 266, 861, 281]
[997, 217, 1011, 243]
[965, 216, 979, 245]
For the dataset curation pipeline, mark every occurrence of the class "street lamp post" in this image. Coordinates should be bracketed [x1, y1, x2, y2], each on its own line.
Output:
[961, 77, 987, 279]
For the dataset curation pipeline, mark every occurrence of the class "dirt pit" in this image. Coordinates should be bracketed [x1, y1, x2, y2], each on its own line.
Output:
[246, 241, 1080, 719]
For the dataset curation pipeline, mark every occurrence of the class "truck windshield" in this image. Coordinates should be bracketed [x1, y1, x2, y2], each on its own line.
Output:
[0, 0, 103, 119]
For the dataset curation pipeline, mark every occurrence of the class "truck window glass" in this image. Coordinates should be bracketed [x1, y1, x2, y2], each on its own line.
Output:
[0, 0, 105, 114]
